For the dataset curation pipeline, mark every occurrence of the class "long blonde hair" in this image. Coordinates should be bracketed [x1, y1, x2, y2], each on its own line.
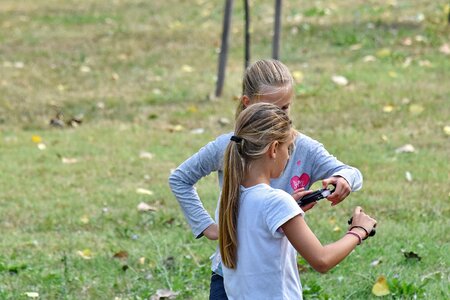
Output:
[236, 59, 294, 118]
[219, 103, 293, 269]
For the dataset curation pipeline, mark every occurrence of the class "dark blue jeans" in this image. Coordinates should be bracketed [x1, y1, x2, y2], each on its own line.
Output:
[209, 272, 228, 300]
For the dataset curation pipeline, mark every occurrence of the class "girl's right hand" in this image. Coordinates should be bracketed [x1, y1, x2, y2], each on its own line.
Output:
[350, 206, 377, 239]
[292, 188, 316, 212]
[203, 223, 219, 240]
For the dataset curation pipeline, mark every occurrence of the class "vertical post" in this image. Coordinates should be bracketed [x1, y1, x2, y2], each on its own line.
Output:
[272, 0, 282, 59]
[244, 0, 250, 69]
[215, 0, 234, 98]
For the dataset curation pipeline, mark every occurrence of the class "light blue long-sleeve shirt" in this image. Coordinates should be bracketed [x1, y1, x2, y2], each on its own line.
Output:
[169, 131, 363, 239]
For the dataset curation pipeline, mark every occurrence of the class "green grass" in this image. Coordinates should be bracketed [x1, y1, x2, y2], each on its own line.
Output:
[1, 0, 449, 299]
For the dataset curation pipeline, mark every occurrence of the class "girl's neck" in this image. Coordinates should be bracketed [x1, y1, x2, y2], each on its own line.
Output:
[241, 158, 272, 188]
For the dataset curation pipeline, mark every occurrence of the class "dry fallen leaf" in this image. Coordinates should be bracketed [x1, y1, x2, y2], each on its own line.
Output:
[370, 258, 383, 267]
[168, 124, 184, 132]
[409, 104, 424, 115]
[388, 71, 398, 78]
[443, 126, 450, 136]
[137, 202, 157, 212]
[332, 225, 341, 232]
[77, 249, 93, 260]
[363, 55, 376, 62]
[439, 43, 450, 55]
[376, 48, 391, 58]
[181, 65, 194, 73]
[136, 188, 154, 196]
[190, 128, 205, 135]
[372, 275, 390, 296]
[218, 117, 230, 126]
[331, 75, 348, 86]
[139, 151, 154, 160]
[405, 171, 413, 182]
[31, 135, 42, 143]
[80, 65, 91, 73]
[62, 157, 78, 164]
[292, 71, 304, 83]
[113, 250, 129, 260]
[187, 105, 198, 113]
[402, 37, 412, 46]
[395, 144, 415, 154]
[349, 44, 362, 51]
[24, 292, 39, 298]
[138, 257, 146, 265]
[150, 289, 179, 300]
[80, 215, 89, 224]
[383, 105, 394, 113]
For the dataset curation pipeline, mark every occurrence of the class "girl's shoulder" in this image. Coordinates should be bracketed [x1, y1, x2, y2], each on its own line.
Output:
[294, 131, 321, 146]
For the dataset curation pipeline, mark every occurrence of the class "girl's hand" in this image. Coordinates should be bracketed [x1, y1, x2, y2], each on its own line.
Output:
[322, 176, 351, 206]
[292, 188, 316, 212]
[203, 223, 218, 240]
[350, 206, 377, 239]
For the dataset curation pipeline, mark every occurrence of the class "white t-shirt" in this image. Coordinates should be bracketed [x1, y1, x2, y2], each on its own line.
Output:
[222, 183, 304, 300]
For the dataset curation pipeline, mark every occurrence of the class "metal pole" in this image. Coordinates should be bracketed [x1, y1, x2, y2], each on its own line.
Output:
[215, 0, 234, 97]
[244, 0, 250, 69]
[272, 0, 282, 59]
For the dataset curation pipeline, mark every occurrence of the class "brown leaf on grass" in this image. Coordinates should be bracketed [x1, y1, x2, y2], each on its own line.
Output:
[150, 289, 179, 300]
[402, 250, 421, 261]
[297, 262, 309, 273]
[372, 275, 390, 296]
[113, 250, 129, 260]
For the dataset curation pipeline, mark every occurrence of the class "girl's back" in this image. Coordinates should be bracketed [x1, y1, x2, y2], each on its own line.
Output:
[223, 183, 303, 300]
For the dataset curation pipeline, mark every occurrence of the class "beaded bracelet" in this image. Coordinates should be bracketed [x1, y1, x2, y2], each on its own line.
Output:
[349, 225, 370, 240]
[346, 231, 362, 245]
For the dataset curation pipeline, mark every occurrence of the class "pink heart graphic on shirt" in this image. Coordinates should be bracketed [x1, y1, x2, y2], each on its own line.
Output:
[296, 160, 301, 166]
[290, 173, 310, 190]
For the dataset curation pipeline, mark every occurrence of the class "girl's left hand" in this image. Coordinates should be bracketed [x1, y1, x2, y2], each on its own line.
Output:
[322, 176, 351, 206]
[291, 188, 316, 212]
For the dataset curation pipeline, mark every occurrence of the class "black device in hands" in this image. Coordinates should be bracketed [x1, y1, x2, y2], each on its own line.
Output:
[297, 185, 336, 207]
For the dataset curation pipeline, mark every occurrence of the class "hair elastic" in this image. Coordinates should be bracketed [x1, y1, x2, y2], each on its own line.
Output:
[346, 231, 362, 245]
[230, 135, 243, 143]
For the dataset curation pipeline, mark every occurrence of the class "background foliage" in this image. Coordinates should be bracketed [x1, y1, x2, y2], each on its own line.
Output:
[0, 0, 449, 299]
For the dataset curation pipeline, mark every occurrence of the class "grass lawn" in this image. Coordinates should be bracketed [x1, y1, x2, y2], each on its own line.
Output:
[0, 0, 449, 299]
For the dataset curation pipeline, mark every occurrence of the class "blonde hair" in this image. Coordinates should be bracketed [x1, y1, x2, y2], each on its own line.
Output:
[236, 59, 294, 118]
[219, 103, 293, 269]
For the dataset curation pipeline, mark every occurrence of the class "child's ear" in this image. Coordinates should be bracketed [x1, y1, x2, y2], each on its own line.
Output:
[241, 95, 251, 108]
[269, 141, 279, 159]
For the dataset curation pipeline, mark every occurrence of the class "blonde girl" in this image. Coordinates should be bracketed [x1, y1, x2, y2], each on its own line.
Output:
[219, 103, 376, 299]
